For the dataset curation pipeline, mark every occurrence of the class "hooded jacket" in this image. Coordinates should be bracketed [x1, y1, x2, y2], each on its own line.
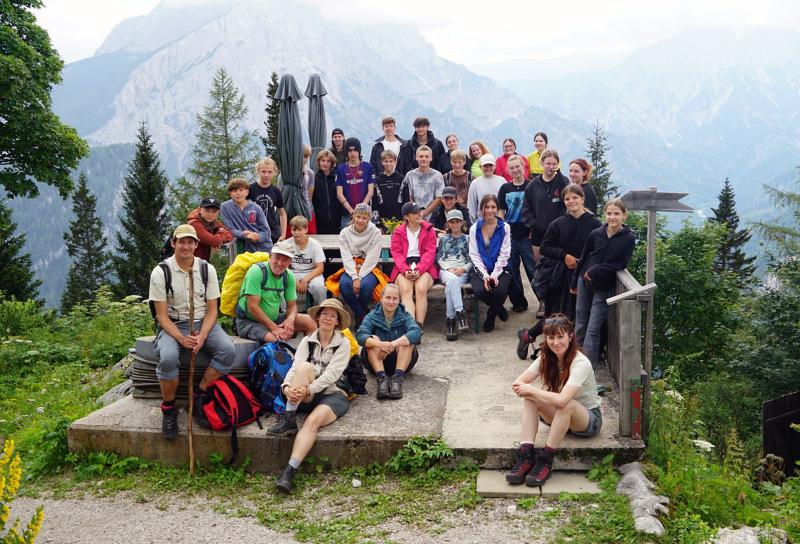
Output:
[284, 328, 350, 397]
[396, 130, 447, 176]
[219, 199, 272, 253]
[369, 135, 406, 175]
[389, 220, 439, 281]
[312, 168, 342, 234]
[338, 221, 383, 279]
[522, 172, 569, 245]
[573, 223, 636, 291]
[356, 302, 422, 346]
[187, 207, 234, 260]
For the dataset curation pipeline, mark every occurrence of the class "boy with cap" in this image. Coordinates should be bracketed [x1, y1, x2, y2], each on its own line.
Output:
[234, 240, 317, 344]
[399, 145, 445, 221]
[467, 154, 506, 222]
[436, 210, 472, 340]
[149, 224, 236, 440]
[430, 186, 471, 232]
[329, 128, 347, 166]
[335, 138, 375, 229]
[187, 197, 234, 260]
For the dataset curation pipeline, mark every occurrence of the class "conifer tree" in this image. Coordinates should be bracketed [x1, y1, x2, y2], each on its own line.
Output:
[0, 200, 41, 301]
[709, 177, 756, 286]
[61, 172, 111, 311]
[112, 121, 170, 298]
[261, 71, 281, 168]
[585, 121, 618, 211]
[753, 167, 800, 257]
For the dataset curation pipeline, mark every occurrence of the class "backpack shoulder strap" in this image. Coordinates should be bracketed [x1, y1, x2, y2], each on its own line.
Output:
[257, 261, 288, 291]
[159, 262, 173, 299]
[200, 259, 209, 301]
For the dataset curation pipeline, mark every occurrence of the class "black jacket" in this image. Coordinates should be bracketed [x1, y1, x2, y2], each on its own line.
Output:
[369, 135, 406, 175]
[396, 130, 447, 176]
[429, 202, 472, 232]
[312, 170, 343, 234]
[573, 223, 635, 291]
[522, 173, 569, 245]
[582, 183, 598, 217]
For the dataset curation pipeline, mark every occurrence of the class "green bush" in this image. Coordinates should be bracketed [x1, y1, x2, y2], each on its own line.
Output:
[0, 297, 48, 340]
[385, 436, 453, 475]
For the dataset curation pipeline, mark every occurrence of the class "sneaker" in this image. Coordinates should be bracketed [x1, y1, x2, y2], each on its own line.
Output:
[525, 450, 554, 487]
[516, 328, 531, 360]
[511, 305, 528, 313]
[267, 411, 298, 436]
[482, 309, 496, 333]
[456, 311, 469, 331]
[377, 375, 390, 400]
[276, 464, 297, 494]
[389, 374, 404, 399]
[446, 318, 457, 341]
[505, 444, 537, 485]
[161, 404, 178, 440]
[496, 305, 509, 322]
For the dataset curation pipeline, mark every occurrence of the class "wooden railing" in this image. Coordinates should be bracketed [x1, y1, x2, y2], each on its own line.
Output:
[606, 270, 656, 438]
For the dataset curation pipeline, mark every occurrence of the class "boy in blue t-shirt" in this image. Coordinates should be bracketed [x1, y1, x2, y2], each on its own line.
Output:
[336, 137, 375, 229]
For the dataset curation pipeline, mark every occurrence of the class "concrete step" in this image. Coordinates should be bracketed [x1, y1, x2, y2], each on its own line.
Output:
[476, 470, 601, 498]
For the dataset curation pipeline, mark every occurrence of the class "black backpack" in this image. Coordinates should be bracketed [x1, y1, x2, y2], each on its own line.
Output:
[148, 260, 209, 322]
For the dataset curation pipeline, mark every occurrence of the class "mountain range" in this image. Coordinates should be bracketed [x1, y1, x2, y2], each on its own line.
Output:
[9, 1, 799, 306]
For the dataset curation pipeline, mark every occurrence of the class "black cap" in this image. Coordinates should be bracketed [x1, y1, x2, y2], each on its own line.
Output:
[200, 197, 220, 209]
[331, 128, 344, 137]
[442, 186, 457, 198]
[401, 202, 421, 216]
[344, 137, 361, 154]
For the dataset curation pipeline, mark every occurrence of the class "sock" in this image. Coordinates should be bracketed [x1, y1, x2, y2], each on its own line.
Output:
[285, 402, 299, 412]
[394, 369, 406, 378]
[543, 446, 557, 458]
[520, 442, 534, 449]
[376, 371, 386, 379]
[288, 457, 302, 469]
[161, 399, 175, 411]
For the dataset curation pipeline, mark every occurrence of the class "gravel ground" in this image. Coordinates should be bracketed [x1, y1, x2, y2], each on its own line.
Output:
[10, 494, 565, 544]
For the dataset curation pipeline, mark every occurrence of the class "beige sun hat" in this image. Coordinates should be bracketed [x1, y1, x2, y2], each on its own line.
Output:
[308, 298, 351, 329]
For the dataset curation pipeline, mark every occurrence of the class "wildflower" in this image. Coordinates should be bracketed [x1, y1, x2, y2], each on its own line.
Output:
[692, 439, 715, 453]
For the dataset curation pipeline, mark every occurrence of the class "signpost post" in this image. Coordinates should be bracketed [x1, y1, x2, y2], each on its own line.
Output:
[621, 186, 693, 437]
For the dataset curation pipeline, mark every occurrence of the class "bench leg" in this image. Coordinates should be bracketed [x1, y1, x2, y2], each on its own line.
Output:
[473, 297, 480, 334]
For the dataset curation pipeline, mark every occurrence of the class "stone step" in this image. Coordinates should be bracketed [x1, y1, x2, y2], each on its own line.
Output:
[476, 469, 601, 498]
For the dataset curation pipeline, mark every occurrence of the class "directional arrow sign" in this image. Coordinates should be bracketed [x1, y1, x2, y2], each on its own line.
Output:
[620, 189, 693, 213]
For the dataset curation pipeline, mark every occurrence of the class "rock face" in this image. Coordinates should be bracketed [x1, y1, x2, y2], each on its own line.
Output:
[713, 527, 788, 544]
[616, 462, 669, 537]
[97, 380, 134, 406]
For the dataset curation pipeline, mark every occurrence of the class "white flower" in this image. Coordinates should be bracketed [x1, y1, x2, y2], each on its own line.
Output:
[351, 478, 362, 488]
[664, 390, 684, 402]
[692, 439, 715, 452]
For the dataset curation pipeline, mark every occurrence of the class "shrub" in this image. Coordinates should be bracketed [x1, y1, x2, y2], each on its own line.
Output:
[386, 436, 453, 475]
[0, 298, 48, 340]
[0, 439, 44, 543]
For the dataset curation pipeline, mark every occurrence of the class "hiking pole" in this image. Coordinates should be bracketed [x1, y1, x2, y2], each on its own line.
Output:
[187, 268, 196, 476]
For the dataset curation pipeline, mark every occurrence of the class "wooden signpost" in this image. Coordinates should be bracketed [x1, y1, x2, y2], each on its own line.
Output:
[621, 187, 693, 437]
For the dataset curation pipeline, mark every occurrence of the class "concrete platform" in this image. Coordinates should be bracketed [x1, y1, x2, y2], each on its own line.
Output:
[476, 470, 600, 498]
[68, 287, 644, 472]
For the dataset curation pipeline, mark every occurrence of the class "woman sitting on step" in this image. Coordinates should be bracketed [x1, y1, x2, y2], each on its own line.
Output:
[506, 314, 602, 488]
[269, 298, 352, 494]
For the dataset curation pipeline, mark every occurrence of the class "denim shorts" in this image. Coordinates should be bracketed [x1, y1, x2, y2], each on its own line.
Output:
[298, 392, 350, 419]
[570, 406, 602, 438]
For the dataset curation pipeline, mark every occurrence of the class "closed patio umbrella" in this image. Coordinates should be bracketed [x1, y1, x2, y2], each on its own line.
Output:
[305, 74, 327, 173]
[276, 74, 310, 220]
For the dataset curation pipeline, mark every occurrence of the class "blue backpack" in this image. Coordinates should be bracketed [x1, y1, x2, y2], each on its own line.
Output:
[248, 341, 296, 414]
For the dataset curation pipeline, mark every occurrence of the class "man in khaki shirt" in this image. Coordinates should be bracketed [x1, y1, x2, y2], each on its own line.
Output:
[149, 224, 236, 440]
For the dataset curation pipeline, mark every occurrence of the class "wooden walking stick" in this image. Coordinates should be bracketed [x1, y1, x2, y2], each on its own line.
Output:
[187, 268, 197, 476]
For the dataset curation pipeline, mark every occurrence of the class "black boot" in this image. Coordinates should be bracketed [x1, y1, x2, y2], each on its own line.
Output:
[276, 464, 297, 494]
[377, 375, 390, 400]
[483, 308, 496, 332]
[267, 410, 297, 435]
[525, 448, 555, 487]
[446, 318, 457, 341]
[161, 403, 178, 440]
[505, 444, 537, 485]
[389, 374, 404, 399]
[456, 310, 469, 331]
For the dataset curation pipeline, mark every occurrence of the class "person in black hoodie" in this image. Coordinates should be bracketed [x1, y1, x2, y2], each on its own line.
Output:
[312, 149, 343, 234]
[522, 149, 569, 263]
[396, 117, 447, 176]
[573, 198, 635, 368]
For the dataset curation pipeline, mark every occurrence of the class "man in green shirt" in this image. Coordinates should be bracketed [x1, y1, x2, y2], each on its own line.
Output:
[235, 241, 317, 343]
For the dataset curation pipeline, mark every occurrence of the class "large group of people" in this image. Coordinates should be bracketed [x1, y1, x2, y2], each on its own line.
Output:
[148, 115, 635, 493]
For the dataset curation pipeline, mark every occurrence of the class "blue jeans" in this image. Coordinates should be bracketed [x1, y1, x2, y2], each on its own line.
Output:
[439, 269, 470, 318]
[154, 321, 235, 381]
[339, 272, 379, 320]
[508, 238, 536, 309]
[574, 277, 611, 368]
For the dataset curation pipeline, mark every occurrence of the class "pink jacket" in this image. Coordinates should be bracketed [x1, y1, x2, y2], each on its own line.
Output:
[495, 153, 530, 182]
[389, 221, 439, 281]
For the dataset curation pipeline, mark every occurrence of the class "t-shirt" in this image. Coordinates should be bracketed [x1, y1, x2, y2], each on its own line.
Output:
[286, 237, 325, 274]
[236, 263, 296, 321]
[406, 227, 420, 258]
[498, 180, 531, 239]
[336, 161, 375, 208]
[401, 168, 445, 219]
[382, 139, 402, 158]
[372, 171, 406, 223]
[527, 352, 600, 410]
[149, 257, 220, 322]
[248, 182, 285, 243]
[444, 171, 471, 207]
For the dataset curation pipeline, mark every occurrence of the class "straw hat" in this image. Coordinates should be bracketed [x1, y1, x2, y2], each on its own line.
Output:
[308, 298, 350, 329]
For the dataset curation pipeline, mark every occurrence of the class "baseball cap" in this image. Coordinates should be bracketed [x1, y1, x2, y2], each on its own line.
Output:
[442, 186, 457, 198]
[479, 154, 496, 166]
[401, 202, 421, 216]
[331, 128, 344, 137]
[445, 209, 464, 222]
[200, 197, 220, 209]
[270, 240, 295, 259]
[173, 224, 199, 241]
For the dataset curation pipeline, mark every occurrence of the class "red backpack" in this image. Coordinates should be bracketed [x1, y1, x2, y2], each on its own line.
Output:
[195, 375, 262, 465]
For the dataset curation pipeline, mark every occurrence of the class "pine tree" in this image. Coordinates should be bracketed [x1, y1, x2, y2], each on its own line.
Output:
[753, 166, 800, 257]
[585, 121, 618, 211]
[61, 172, 111, 311]
[261, 71, 281, 168]
[0, 200, 41, 301]
[709, 177, 756, 286]
[112, 121, 170, 298]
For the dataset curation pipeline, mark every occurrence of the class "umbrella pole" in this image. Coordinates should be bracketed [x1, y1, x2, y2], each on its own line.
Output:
[187, 269, 196, 476]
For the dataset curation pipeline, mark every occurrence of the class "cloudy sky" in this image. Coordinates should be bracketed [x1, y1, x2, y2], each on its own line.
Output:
[36, 0, 800, 68]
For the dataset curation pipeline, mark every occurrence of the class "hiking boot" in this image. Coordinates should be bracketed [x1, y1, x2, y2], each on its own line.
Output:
[267, 411, 297, 436]
[389, 374, 404, 399]
[446, 318, 457, 341]
[377, 375, 390, 400]
[505, 444, 537, 485]
[516, 328, 531, 360]
[161, 403, 178, 440]
[496, 305, 509, 322]
[483, 309, 496, 332]
[276, 464, 297, 494]
[455, 311, 469, 331]
[511, 304, 528, 313]
[525, 450, 555, 487]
